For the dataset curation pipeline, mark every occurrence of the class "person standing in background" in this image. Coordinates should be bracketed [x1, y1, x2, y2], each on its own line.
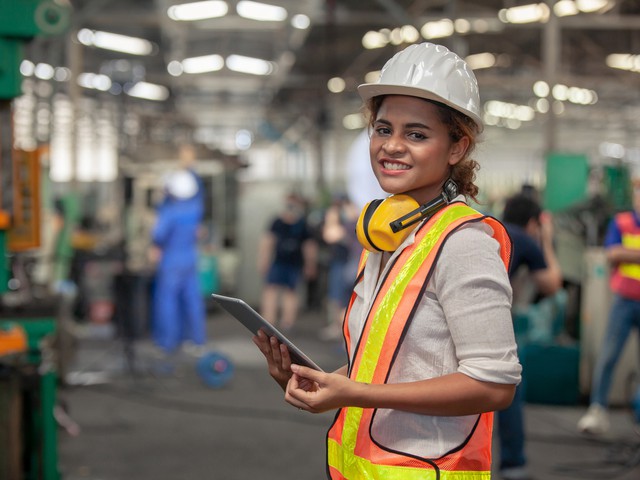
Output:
[319, 194, 360, 341]
[498, 191, 563, 480]
[577, 178, 640, 435]
[258, 193, 318, 332]
[150, 168, 206, 358]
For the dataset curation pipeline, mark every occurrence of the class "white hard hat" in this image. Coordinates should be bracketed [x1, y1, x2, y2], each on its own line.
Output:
[358, 42, 483, 132]
[164, 169, 198, 199]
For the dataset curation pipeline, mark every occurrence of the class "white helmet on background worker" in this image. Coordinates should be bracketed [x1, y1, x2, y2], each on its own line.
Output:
[357, 42, 483, 132]
[163, 169, 198, 199]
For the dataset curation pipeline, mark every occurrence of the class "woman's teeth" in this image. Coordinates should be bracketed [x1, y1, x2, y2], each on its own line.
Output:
[383, 162, 410, 170]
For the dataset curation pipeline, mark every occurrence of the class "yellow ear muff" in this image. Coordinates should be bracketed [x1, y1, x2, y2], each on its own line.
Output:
[356, 194, 421, 252]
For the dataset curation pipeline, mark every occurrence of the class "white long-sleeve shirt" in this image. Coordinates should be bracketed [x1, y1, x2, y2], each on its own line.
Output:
[347, 216, 522, 458]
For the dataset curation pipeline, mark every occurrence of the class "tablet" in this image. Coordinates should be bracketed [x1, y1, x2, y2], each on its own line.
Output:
[211, 294, 323, 371]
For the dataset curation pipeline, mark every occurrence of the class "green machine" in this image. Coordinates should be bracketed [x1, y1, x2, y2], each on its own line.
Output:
[0, 0, 71, 292]
[0, 3, 71, 480]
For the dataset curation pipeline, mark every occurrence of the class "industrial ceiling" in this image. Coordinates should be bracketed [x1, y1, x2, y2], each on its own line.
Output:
[23, 0, 640, 157]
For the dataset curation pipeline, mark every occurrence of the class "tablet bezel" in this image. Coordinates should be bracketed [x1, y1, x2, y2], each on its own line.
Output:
[211, 293, 324, 371]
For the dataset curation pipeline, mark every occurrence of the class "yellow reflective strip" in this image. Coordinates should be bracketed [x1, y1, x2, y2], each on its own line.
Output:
[340, 205, 479, 462]
[355, 204, 477, 385]
[328, 438, 490, 480]
[619, 263, 640, 280]
[622, 233, 640, 249]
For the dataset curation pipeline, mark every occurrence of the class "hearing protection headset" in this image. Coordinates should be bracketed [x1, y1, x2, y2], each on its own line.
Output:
[356, 179, 459, 252]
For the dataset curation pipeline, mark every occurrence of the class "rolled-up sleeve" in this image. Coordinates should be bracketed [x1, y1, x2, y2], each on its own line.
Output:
[435, 223, 522, 385]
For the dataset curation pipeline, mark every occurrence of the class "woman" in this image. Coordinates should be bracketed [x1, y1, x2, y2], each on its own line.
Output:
[254, 42, 521, 479]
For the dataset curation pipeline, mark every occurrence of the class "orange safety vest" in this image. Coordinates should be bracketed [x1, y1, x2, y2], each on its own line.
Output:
[327, 202, 512, 480]
[609, 211, 640, 301]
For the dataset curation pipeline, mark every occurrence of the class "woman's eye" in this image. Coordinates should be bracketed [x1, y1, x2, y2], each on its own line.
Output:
[408, 132, 426, 140]
[374, 126, 391, 136]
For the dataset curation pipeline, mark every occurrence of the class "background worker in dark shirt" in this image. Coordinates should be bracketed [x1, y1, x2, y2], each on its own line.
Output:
[498, 191, 562, 480]
[257, 193, 317, 332]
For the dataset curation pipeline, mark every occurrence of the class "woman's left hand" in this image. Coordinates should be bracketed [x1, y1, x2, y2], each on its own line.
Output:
[252, 330, 293, 390]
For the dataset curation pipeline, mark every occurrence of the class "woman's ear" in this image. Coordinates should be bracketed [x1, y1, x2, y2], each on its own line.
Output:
[448, 136, 470, 166]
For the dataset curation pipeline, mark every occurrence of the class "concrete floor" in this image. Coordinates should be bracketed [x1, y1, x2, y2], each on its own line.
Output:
[56, 310, 640, 480]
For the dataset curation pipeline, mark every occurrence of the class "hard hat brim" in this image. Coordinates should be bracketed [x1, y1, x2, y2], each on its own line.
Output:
[357, 83, 484, 133]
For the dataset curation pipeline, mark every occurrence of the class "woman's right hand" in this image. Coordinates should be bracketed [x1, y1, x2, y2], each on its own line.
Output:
[252, 329, 293, 390]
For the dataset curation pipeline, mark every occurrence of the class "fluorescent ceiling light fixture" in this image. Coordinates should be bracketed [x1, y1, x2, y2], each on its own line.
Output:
[181, 54, 224, 74]
[454, 19, 471, 33]
[34, 63, 55, 80]
[236, 1, 287, 22]
[77, 73, 112, 91]
[77, 28, 154, 55]
[364, 70, 381, 83]
[362, 30, 388, 49]
[20, 60, 35, 76]
[498, 3, 550, 24]
[576, 0, 609, 12]
[554, 0, 579, 16]
[606, 53, 640, 72]
[167, 1, 228, 21]
[126, 81, 169, 101]
[226, 54, 274, 75]
[533, 80, 550, 97]
[465, 53, 496, 70]
[343, 113, 366, 130]
[551, 83, 597, 104]
[485, 100, 535, 122]
[327, 77, 345, 93]
[291, 14, 310, 29]
[421, 19, 454, 39]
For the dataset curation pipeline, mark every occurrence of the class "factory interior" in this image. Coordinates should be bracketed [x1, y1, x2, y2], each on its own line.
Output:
[1, 1, 640, 479]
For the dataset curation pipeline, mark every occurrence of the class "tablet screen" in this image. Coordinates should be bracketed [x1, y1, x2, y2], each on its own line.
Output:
[211, 294, 323, 371]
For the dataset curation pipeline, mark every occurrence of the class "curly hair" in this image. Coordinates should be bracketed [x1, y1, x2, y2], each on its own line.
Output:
[365, 96, 481, 203]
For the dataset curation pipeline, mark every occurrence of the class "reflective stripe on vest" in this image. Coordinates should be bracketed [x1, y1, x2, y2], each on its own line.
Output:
[328, 203, 512, 480]
[610, 212, 640, 299]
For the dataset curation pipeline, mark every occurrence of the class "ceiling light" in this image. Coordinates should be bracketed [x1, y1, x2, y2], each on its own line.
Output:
[226, 55, 274, 75]
[125, 82, 170, 101]
[291, 14, 310, 29]
[465, 53, 496, 70]
[77, 29, 154, 56]
[576, 0, 609, 13]
[343, 113, 366, 130]
[421, 19, 454, 39]
[327, 77, 345, 93]
[484, 100, 535, 122]
[182, 54, 224, 74]
[606, 53, 640, 72]
[20, 60, 35, 76]
[167, 1, 228, 21]
[34, 63, 55, 80]
[77, 73, 112, 92]
[498, 4, 550, 24]
[554, 0, 579, 16]
[362, 30, 388, 49]
[364, 70, 381, 83]
[533, 80, 550, 97]
[454, 19, 471, 34]
[237, 1, 287, 22]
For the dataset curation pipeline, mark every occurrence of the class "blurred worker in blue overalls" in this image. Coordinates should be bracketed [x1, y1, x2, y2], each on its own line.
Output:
[150, 167, 206, 357]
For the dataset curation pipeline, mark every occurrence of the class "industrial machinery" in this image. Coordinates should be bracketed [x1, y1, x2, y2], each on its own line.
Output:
[0, 2, 71, 479]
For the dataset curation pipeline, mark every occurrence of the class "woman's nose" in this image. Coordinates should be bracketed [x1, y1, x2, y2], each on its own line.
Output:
[382, 134, 405, 154]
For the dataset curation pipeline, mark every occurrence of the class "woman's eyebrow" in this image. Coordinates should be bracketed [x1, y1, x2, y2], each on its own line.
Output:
[373, 118, 432, 130]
